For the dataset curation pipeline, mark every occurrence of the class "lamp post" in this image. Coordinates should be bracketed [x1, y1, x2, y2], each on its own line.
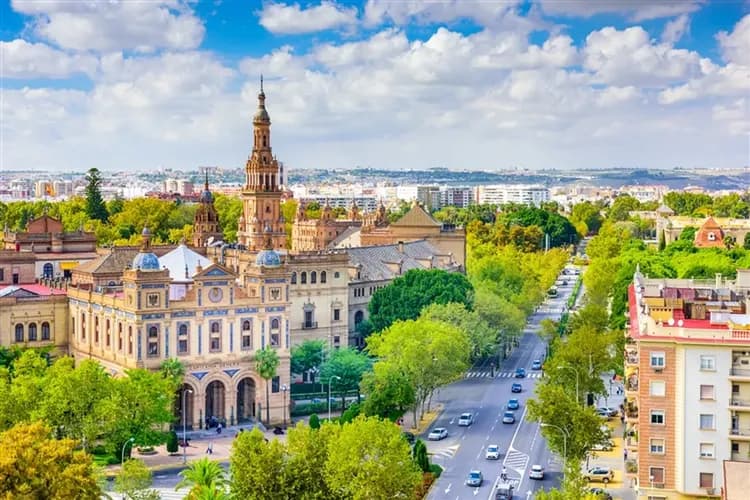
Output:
[281, 384, 289, 428]
[557, 365, 580, 404]
[121, 437, 135, 464]
[541, 423, 569, 481]
[182, 388, 193, 464]
[328, 375, 341, 420]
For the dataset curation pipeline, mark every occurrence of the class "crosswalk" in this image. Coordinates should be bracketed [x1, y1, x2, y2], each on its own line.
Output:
[107, 488, 189, 500]
[429, 444, 460, 460]
[464, 370, 543, 379]
[503, 448, 529, 474]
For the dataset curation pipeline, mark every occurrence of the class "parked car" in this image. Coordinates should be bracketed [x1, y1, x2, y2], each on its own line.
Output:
[515, 368, 526, 378]
[466, 470, 483, 487]
[507, 398, 520, 410]
[511, 383, 522, 393]
[458, 413, 474, 427]
[529, 464, 544, 479]
[428, 427, 448, 441]
[597, 407, 618, 417]
[502, 411, 516, 424]
[531, 359, 542, 370]
[486, 444, 501, 460]
[591, 440, 614, 451]
[587, 488, 613, 500]
[585, 466, 614, 483]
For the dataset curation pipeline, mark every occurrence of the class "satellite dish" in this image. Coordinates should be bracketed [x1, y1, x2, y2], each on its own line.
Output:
[667, 318, 675, 326]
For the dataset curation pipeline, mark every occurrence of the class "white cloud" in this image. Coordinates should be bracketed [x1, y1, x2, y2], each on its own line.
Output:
[537, 0, 705, 22]
[0, 39, 98, 78]
[584, 26, 702, 86]
[258, 1, 358, 34]
[661, 14, 690, 45]
[712, 98, 749, 136]
[717, 14, 750, 65]
[10, 0, 205, 52]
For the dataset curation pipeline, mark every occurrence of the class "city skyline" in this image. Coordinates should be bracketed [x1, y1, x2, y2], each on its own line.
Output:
[1, 0, 748, 172]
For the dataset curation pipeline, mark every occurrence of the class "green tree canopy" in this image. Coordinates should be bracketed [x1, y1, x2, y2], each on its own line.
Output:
[290, 340, 325, 381]
[320, 347, 372, 407]
[420, 302, 497, 360]
[255, 347, 279, 424]
[84, 168, 108, 222]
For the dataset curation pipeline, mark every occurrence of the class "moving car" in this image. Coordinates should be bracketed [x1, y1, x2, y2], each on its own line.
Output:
[591, 440, 615, 452]
[515, 368, 526, 378]
[495, 481, 514, 500]
[585, 466, 614, 483]
[507, 398, 520, 410]
[458, 413, 474, 427]
[531, 359, 542, 370]
[428, 427, 448, 441]
[486, 444, 501, 460]
[502, 411, 516, 424]
[466, 470, 483, 487]
[529, 464, 544, 479]
[511, 383, 523, 393]
[587, 488, 613, 500]
[597, 407, 619, 417]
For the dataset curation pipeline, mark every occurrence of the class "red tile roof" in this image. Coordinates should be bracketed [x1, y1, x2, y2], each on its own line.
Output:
[0, 284, 67, 296]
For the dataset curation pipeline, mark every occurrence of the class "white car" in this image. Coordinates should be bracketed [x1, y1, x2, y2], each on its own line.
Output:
[428, 427, 448, 440]
[458, 412, 474, 427]
[529, 464, 545, 480]
[486, 444, 501, 460]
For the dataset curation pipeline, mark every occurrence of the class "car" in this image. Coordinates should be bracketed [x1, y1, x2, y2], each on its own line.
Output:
[585, 466, 614, 483]
[529, 464, 544, 479]
[600, 407, 619, 417]
[507, 398, 520, 410]
[511, 383, 522, 393]
[486, 444, 501, 460]
[596, 408, 613, 419]
[515, 368, 526, 378]
[401, 432, 416, 445]
[502, 411, 516, 424]
[561, 280, 568, 286]
[458, 412, 474, 427]
[428, 427, 448, 441]
[587, 488, 613, 500]
[591, 440, 615, 451]
[466, 470, 483, 487]
[531, 360, 542, 370]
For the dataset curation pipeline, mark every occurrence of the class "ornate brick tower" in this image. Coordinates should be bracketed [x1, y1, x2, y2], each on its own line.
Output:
[192, 172, 223, 247]
[237, 77, 287, 251]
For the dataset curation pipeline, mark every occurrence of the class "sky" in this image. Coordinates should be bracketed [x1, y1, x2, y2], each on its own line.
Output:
[0, 0, 748, 173]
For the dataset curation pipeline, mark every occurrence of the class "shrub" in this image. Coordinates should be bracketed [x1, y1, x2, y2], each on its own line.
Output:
[309, 414, 320, 430]
[166, 431, 178, 454]
[428, 463, 443, 478]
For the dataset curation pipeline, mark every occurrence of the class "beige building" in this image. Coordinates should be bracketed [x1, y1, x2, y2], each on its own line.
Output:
[291, 199, 362, 253]
[657, 215, 750, 248]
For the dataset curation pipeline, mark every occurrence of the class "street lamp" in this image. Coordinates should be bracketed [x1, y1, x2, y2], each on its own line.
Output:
[541, 423, 569, 481]
[328, 375, 341, 420]
[182, 388, 193, 464]
[557, 365, 580, 404]
[121, 437, 135, 464]
[281, 384, 289, 428]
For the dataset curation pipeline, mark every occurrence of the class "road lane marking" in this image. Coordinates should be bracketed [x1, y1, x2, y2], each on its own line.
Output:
[444, 483, 451, 494]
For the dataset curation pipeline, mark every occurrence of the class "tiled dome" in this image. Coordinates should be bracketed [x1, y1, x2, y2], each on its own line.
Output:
[255, 249, 281, 268]
[132, 252, 160, 271]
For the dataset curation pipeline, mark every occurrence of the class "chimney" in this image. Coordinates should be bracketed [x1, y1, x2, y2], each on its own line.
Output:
[397, 241, 404, 253]
[716, 273, 722, 288]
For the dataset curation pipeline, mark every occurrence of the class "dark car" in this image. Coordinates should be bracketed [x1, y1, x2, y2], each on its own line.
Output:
[515, 368, 526, 378]
[507, 398, 520, 410]
[587, 488, 613, 500]
[511, 383, 522, 393]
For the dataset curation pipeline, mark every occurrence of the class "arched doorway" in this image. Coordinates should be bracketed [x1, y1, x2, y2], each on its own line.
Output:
[43, 263, 53, 279]
[175, 384, 195, 431]
[237, 378, 257, 423]
[205, 380, 226, 427]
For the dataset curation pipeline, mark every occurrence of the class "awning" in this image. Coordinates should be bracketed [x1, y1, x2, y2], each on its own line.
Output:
[60, 261, 80, 270]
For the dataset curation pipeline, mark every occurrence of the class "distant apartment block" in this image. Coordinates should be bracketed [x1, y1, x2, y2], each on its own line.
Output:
[300, 195, 378, 213]
[163, 179, 195, 196]
[440, 186, 474, 208]
[620, 185, 670, 203]
[475, 184, 549, 206]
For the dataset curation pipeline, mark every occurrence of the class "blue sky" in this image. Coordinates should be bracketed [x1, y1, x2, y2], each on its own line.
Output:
[1, 0, 748, 172]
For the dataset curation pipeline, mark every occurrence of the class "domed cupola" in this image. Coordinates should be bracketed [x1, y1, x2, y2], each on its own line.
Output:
[132, 227, 160, 270]
[255, 225, 281, 268]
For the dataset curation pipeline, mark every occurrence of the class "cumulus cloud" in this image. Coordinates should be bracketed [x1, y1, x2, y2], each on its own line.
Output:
[661, 14, 690, 45]
[10, 0, 205, 52]
[717, 14, 750, 65]
[0, 39, 98, 78]
[537, 0, 705, 22]
[258, 1, 358, 34]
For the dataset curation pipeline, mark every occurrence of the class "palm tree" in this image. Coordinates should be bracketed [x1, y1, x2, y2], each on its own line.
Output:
[255, 347, 280, 424]
[175, 457, 228, 500]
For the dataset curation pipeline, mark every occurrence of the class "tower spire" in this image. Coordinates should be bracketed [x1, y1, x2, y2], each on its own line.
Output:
[260, 74, 264, 94]
[204, 170, 209, 191]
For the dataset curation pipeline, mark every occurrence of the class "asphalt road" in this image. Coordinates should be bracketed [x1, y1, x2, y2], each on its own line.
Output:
[426, 269, 579, 500]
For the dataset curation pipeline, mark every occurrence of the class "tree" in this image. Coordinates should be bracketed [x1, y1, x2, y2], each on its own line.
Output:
[320, 347, 372, 409]
[284, 423, 337, 499]
[230, 428, 288, 499]
[166, 430, 179, 454]
[420, 302, 496, 361]
[308, 413, 321, 430]
[570, 201, 603, 235]
[325, 416, 422, 499]
[290, 340, 325, 382]
[413, 439, 430, 472]
[360, 363, 415, 421]
[606, 194, 640, 221]
[679, 226, 697, 242]
[744, 233, 750, 250]
[368, 268, 474, 332]
[0, 422, 101, 499]
[85, 168, 108, 222]
[159, 358, 185, 388]
[663, 192, 713, 216]
[115, 458, 159, 500]
[255, 347, 279, 424]
[176, 457, 229, 500]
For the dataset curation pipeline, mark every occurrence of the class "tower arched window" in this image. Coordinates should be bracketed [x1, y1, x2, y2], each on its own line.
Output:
[311, 271, 317, 284]
[291, 272, 297, 284]
[320, 271, 327, 283]
[14, 324, 24, 343]
[301, 272, 307, 284]
[81, 313, 86, 340]
[41, 322, 50, 341]
[28, 323, 37, 341]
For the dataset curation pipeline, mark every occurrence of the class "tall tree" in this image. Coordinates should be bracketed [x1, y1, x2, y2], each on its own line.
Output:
[284, 423, 337, 499]
[320, 347, 372, 408]
[360, 363, 415, 421]
[290, 340, 325, 382]
[230, 428, 288, 499]
[176, 457, 228, 500]
[421, 302, 497, 361]
[115, 458, 158, 500]
[84, 168, 108, 222]
[255, 347, 279, 424]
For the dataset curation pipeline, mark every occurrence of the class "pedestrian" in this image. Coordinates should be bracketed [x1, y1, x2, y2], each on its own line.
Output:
[206, 441, 213, 454]
[501, 466, 507, 481]
[624, 449, 628, 461]
[217, 423, 222, 435]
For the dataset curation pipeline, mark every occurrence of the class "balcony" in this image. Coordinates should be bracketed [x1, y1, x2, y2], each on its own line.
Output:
[730, 368, 750, 380]
[625, 402, 639, 422]
[625, 348, 639, 367]
[730, 428, 750, 440]
[301, 322, 318, 330]
[731, 452, 750, 462]
[730, 398, 750, 411]
[625, 378, 639, 399]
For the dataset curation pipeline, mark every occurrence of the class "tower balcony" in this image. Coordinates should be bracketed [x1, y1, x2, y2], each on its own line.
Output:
[730, 428, 750, 441]
[730, 398, 750, 412]
[625, 347, 639, 367]
[730, 367, 750, 382]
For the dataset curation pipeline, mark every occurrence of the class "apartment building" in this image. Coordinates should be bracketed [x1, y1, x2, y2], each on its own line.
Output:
[475, 184, 549, 206]
[627, 267, 750, 499]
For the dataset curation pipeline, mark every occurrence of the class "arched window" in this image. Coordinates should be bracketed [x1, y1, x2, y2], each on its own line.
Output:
[301, 272, 307, 284]
[117, 323, 123, 351]
[28, 323, 37, 341]
[105, 319, 111, 347]
[241, 320, 252, 350]
[242, 320, 251, 331]
[271, 318, 280, 330]
[43, 263, 53, 279]
[41, 322, 50, 341]
[179, 324, 188, 335]
[291, 272, 297, 284]
[81, 313, 86, 340]
[211, 322, 220, 333]
[128, 326, 133, 355]
[311, 271, 317, 284]
[320, 271, 327, 283]
[147, 326, 159, 357]
[14, 324, 24, 342]
[94, 316, 99, 343]
[354, 310, 364, 325]
[149, 326, 158, 337]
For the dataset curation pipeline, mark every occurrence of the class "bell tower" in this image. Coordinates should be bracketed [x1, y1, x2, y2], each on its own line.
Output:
[237, 77, 287, 251]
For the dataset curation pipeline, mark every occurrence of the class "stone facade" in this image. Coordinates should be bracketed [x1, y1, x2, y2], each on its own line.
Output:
[657, 215, 750, 248]
[291, 200, 362, 253]
[192, 174, 223, 248]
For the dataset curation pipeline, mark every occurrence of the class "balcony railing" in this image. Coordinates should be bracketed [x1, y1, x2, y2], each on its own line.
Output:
[730, 427, 750, 436]
[625, 355, 639, 365]
[301, 322, 318, 330]
[731, 452, 750, 462]
[730, 398, 750, 407]
[731, 368, 750, 377]
[626, 381, 639, 392]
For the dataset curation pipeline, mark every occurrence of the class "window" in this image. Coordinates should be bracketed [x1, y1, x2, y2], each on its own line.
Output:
[94, 316, 99, 343]
[291, 272, 297, 284]
[700, 414, 715, 430]
[41, 322, 50, 341]
[270, 318, 280, 347]
[650, 351, 665, 369]
[0, 268, 4, 281]
[28, 323, 37, 341]
[241, 320, 252, 350]
[128, 326, 133, 355]
[14, 324, 23, 342]
[649, 467, 665, 485]
[271, 376, 280, 393]
[333, 335, 340, 346]
[147, 326, 159, 357]
[321, 271, 327, 283]
[304, 310, 315, 329]
[43, 263, 53, 279]
[733, 384, 740, 395]
[334, 271, 340, 279]
[311, 271, 317, 284]
[81, 313, 86, 340]
[105, 319, 111, 347]
[700, 355, 716, 371]
[354, 310, 364, 326]
[700, 443, 715, 458]
[699, 472, 714, 488]
[301, 272, 307, 284]
[700, 385, 715, 401]
[650, 380, 666, 396]
[12, 273, 19, 284]
[650, 410, 665, 425]
[650, 439, 665, 454]
[178, 324, 189, 355]
[209, 321, 221, 352]
[333, 308, 340, 321]
[708, 232, 716, 241]
[117, 323, 123, 351]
